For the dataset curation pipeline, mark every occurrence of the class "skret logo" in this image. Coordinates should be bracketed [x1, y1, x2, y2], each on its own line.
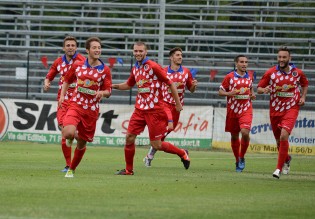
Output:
[0, 99, 9, 140]
[12, 102, 117, 134]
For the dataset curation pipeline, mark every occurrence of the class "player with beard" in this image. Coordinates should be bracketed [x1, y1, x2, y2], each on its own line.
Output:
[257, 47, 308, 179]
[219, 55, 256, 172]
[143, 47, 197, 167]
[112, 42, 190, 175]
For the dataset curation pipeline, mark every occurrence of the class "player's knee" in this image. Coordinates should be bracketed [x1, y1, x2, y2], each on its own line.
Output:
[62, 129, 75, 140]
[126, 133, 136, 144]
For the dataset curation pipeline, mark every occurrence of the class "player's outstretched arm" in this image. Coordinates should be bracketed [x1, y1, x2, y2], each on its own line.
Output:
[112, 82, 132, 90]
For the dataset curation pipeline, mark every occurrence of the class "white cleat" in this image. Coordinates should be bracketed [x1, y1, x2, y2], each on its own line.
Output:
[65, 169, 74, 178]
[272, 169, 281, 179]
[282, 156, 292, 175]
[143, 156, 153, 167]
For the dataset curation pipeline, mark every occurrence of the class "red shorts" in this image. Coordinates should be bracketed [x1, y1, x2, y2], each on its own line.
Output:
[128, 108, 168, 141]
[225, 110, 253, 134]
[63, 105, 98, 142]
[163, 102, 180, 128]
[57, 100, 71, 126]
[270, 106, 299, 139]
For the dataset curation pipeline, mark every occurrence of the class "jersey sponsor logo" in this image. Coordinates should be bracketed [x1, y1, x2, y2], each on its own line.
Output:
[234, 95, 250, 99]
[69, 83, 76, 88]
[276, 84, 295, 91]
[234, 87, 249, 94]
[168, 88, 184, 93]
[137, 79, 148, 87]
[77, 79, 97, 87]
[276, 92, 294, 97]
[77, 86, 96, 95]
[138, 88, 150, 93]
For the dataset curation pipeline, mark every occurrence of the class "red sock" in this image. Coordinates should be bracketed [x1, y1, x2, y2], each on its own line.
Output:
[70, 147, 86, 171]
[125, 143, 135, 172]
[160, 141, 185, 157]
[276, 140, 289, 170]
[239, 138, 249, 158]
[61, 138, 72, 166]
[231, 138, 240, 162]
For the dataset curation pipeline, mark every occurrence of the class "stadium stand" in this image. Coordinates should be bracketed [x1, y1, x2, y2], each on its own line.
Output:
[0, 0, 314, 109]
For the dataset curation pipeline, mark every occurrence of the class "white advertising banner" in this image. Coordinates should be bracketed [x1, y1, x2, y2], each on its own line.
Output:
[0, 99, 213, 149]
[212, 107, 315, 155]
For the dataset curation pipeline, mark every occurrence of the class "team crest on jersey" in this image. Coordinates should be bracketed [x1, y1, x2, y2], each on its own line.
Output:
[292, 71, 298, 77]
[144, 64, 149, 71]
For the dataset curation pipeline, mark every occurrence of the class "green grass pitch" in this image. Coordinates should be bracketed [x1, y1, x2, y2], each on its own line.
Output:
[0, 141, 315, 219]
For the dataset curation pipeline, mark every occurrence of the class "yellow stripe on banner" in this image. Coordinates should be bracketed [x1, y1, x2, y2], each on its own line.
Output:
[212, 141, 315, 156]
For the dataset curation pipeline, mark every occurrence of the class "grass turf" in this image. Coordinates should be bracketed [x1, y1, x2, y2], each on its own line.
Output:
[0, 141, 314, 219]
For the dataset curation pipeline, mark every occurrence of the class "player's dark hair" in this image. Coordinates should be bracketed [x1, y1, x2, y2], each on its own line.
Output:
[278, 46, 291, 55]
[134, 41, 148, 50]
[63, 36, 78, 47]
[234, 55, 247, 63]
[169, 47, 182, 56]
[85, 37, 101, 50]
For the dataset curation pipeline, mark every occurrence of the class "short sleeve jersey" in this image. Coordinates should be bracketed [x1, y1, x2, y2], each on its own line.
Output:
[257, 64, 309, 116]
[45, 52, 85, 100]
[126, 58, 172, 110]
[64, 59, 112, 112]
[220, 71, 254, 118]
[162, 65, 194, 105]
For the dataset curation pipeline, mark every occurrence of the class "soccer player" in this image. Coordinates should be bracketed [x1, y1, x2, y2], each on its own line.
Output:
[257, 47, 308, 179]
[43, 36, 85, 172]
[112, 42, 190, 175]
[218, 55, 256, 172]
[59, 37, 112, 178]
[143, 47, 197, 167]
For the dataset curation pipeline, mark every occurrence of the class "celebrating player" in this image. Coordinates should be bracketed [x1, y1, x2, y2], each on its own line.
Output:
[43, 36, 85, 172]
[113, 42, 190, 175]
[218, 55, 256, 172]
[143, 47, 197, 167]
[257, 47, 308, 179]
[59, 37, 112, 178]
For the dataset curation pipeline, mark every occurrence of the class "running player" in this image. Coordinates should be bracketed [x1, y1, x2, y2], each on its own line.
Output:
[143, 47, 197, 167]
[59, 37, 112, 178]
[43, 36, 85, 172]
[113, 42, 190, 175]
[257, 47, 308, 179]
[219, 55, 256, 172]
